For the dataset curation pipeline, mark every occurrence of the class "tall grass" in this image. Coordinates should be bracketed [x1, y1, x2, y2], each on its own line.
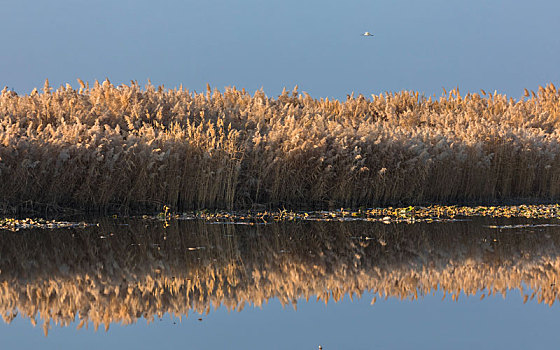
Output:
[1, 80, 560, 212]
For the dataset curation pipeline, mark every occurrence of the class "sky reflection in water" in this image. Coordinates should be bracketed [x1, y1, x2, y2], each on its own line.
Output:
[1, 218, 560, 349]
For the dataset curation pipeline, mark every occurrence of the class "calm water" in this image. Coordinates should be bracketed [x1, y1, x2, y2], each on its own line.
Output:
[1, 218, 560, 349]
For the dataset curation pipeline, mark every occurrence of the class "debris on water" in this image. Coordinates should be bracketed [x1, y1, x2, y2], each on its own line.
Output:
[139, 204, 560, 225]
[0, 218, 95, 232]
[486, 224, 560, 229]
[207, 221, 264, 225]
[5, 204, 560, 231]
[187, 246, 205, 251]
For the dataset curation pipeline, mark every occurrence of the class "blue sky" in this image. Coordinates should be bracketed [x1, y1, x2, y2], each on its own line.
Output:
[1, 0, 559, 99]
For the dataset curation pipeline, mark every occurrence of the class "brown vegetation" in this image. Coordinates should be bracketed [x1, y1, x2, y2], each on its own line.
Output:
[1, 219, 560, 334]
[1, 80, 560, 212]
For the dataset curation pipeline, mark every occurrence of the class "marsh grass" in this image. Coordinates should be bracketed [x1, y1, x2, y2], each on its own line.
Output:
[1, 80, 560, 213]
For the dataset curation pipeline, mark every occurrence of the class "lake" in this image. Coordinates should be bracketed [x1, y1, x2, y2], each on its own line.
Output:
[1, 217, 560, 349]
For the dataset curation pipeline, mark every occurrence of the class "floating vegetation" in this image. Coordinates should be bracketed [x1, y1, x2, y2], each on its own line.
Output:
[1, 81, 560, 213]
[0, 217, 94, 232]
[146, 204, 560, 224]
[2, 204, 559, 232]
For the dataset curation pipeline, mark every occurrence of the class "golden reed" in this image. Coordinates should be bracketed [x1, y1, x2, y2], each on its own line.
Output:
[1, 80, 560, 212]
[1, 220, 559, 334]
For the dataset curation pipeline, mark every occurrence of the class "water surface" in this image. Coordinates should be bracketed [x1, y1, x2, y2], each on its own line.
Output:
[1, 218, 560, 349]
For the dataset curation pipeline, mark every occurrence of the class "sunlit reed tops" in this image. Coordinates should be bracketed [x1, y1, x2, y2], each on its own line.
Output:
[1, 81, 560, 212]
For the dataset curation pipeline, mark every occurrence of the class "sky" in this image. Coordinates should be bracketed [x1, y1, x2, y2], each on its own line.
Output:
[1, 0, 559, 100]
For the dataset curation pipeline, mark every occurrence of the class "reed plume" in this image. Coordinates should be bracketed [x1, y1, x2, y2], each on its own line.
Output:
[1, 80, 560, 213]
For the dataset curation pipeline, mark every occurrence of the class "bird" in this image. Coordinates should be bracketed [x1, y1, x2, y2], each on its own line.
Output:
[362, 32, 374, 36]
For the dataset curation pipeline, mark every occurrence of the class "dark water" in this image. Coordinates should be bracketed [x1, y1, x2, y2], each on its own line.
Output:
[1, 217, 560, 349]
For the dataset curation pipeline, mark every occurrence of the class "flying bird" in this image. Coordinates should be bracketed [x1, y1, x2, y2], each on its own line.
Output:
[362, 32, 374, 36]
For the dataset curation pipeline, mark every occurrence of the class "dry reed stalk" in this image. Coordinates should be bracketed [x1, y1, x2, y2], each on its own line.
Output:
[1, 81, 560, 212]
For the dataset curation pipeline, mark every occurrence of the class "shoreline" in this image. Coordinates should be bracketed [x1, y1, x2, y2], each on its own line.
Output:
[2, 203, 560, 231]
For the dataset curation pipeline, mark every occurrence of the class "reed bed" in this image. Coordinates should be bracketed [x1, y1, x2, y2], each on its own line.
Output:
[1, 80, 560, 212]
[1, 220, 560, 334]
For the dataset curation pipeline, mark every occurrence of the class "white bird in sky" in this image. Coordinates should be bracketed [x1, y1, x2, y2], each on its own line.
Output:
[362, 32, 374, 36]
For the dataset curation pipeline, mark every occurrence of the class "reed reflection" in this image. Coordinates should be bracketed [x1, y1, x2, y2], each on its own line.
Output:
[1, 219, 559, 335]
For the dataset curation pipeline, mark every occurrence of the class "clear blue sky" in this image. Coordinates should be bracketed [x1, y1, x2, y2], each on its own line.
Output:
[1, 0, 559, 99]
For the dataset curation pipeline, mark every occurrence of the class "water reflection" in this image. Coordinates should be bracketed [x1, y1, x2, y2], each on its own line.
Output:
[1, 218, 559, 335]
